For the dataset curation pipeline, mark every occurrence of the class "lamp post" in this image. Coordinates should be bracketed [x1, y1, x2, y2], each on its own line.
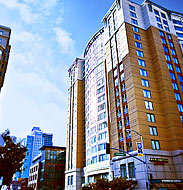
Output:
[126, 129, 150, 190]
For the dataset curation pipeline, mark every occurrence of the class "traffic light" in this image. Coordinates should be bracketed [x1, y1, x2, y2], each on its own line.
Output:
[106, 143, 110, 154]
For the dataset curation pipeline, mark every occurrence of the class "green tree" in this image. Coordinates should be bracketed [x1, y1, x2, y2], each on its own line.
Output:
[0, 130, 27, 188]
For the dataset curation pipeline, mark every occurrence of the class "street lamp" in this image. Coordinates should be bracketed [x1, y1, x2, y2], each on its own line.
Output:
[126, 129, 150, 190]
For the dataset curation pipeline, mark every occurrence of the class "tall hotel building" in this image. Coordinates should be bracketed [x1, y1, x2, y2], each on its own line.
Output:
[0, 25, 11, 93]
[66, 0, 183, 189]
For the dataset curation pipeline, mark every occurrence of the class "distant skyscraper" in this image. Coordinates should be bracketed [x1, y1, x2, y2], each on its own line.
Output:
[0, 25, 11, 93]
[21, 127, 53, 178]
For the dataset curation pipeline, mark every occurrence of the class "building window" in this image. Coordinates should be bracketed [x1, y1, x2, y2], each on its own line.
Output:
[131, 18, 138, 25]
[68, 176, 70, 185]
[141, 79, 149, 87]
[130, 11, 137, 18]
[71, 175, 73, 185]
[120, 73, 125, 82]
[134, 33, 141, 40]
[91, 156, 97, 164]
[148, 4, 152, 12]
[151, 140, 160, 150]
[155, 16, 161, 22]
[117, 110, 121, 118]
[169, 41, 174, 47]
[165, 55, 171, 61]
[120, 164, 127, 178]
[115, 88, 119, 97]
[135, 41, 142, 49]
[154, 9, 159, 15]
[157, 23, 163, 29]
[143, 89, 151, 98]
[178, 75, 183, 82]
[98, 94, 105, 103]
[181, 85, 183, 91]
[163, 46, 169, 53]
[128, 162, 135, 178]
[173, 57, 178, 64]
[98, 122, 107, 130]
[116, 98, 120, 107]
[176, 32, 183, 38]
[170, 73, 176, 80]
[174, 26, 183, 32]
[172, 82, 178, 90]
[138, 59, 146, 67]
[121, 83, 126, 92]
[180, 116, 183, 123]
[129, 5, 135, 11]
[98, 143, 106, 151]
[118, 121, 122, 130]
[119, 63, 124, 72]
[161, 38, 166, 44]
[99, 154, 109, 162]
[145, 101, 153, 110]
[97, 86, 105, 94]
[163, 20, 168, 25]
[0, 31, 4, 35]
[161, 13, 166, 19]
[175, 66, 181, 73]
[136, 50, 144, 58]
[140, 69, 147, 77]
[175, 93, 181, 101]
[114, 69, 118, 77]
[171, 49, 176, 55]
[149, 126, 158, 136]
[166, 64, 173, 72]
[159, 30, 164, 37]
[132, 26, 139, 32]
[173, 19, 182, 25]
[178, 104, 183, 112]
[166, 33, 172, 39]
[98, 103, 105, 112]
[165, 26, 170, 32]
[147, 113, 155, 122]
[114, 78, 118, 87]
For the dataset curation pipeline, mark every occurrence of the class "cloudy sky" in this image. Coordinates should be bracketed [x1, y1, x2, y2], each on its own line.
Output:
[0, 0, 182, 146]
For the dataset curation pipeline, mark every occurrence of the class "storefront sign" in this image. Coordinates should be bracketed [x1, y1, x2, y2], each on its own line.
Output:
[149, 157, 168, 164]
[151, 179, 183, 183]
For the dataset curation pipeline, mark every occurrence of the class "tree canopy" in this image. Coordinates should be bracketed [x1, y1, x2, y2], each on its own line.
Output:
[0, 130, 27, 186]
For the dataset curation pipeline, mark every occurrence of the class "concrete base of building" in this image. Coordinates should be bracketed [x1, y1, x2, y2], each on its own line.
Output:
[110, 149, 183, 190]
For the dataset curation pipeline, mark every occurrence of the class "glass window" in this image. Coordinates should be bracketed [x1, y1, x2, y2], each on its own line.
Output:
[145, 101, 153, 110]
[132, 26, 139, 32]
[140, 69, 147, 77]
[154, 9, 159, 16]
[161, 13, 166, 19]
[174, 26, 183, 32]
[173, 19, 182, 25]
[178, 75, 183, 82]
[135, 41, 142, 49]
[175, 66, 181, 73]
[141, 79, 149, 87]
[119, 63, 124, 72]
[166, 33, 172, 40]
[172, 83, 178, 90]
[165, 26, 170, 32]
[175, 93, 181, 101]
[71, 175, 73, 185]
[91, 156, 97, 164]
[98, 103, 105, 112]
[136, 50, 144, 58]
[115, 88, 119, 97]
[98, 143, 106, 151]
[128, 162, 135, 178]
[147, 113, 155, 122]
[114, 78, 118, 87]
[176, 32, 183, 38]
[163, 20, 168, 25]
[131, 18, 138, 25]
[98, 94, 105, 103]
[130, 11, 137, 18]
[171, 49, 176, 55]
[0, 31, 4, 35]
[143, 89, 151, 98]
[138, 59, 146, 67]
[180, 116, 183, 123]
[170, 73, 176, 80]
[120, 164, 127, 178]
[98, 122, 107, 130]
[116, 98, 120, 107]
[165, 55, 171, 61]
[159, 30, 164, 37]
[163, 46, 169, 53]
[129, 5, 135, 11]
[157, 23, 163, 29]
[169, 41, 174, 47]
[156, 16, 161, 22]
[148, 4, 152, 12]
[173, 57, 178, 64]
[161, 38, 166, 44]
[167, 63, 173, 70]
[149, 126, 158, 136]
[134, 33, 141, 40]
[117, 109, 121, 118]
[120, 73, 125, 81]
[181, 85, 183, 91]
[118, 121, 122, 130]
[151, 140, 160, 150]
[68, 176, 70, 185]
[114, 69, 118, 77]
[99, 154, 109, 162]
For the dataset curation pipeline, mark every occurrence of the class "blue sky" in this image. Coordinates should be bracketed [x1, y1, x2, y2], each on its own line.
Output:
[0, 0, 182, 146]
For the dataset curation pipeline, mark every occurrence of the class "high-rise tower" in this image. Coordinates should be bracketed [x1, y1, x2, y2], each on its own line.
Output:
[66, 0, 183, 189]
[0, 25, 11, 93]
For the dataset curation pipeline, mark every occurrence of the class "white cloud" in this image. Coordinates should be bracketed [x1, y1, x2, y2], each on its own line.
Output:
[53, 27, 75, 55]
[0, 0, 41, 24]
